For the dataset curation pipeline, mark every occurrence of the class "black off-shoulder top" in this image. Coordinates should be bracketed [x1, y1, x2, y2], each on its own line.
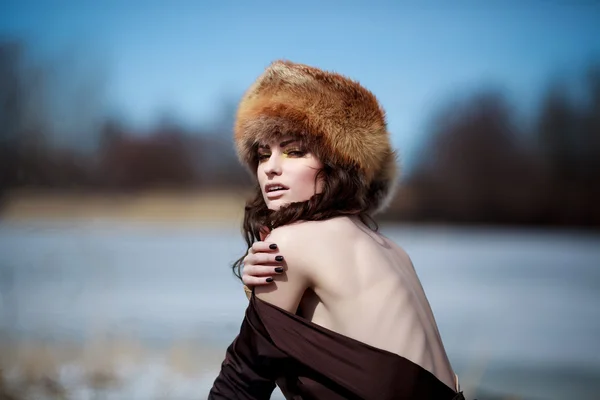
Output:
[209, 293, 464, 400]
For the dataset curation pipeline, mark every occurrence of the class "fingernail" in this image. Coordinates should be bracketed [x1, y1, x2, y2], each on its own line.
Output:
[274, 267, 284, 273]
[275, 255, 284, 262]
[269, 244, 277, 249]
[266, 277, 274, 282]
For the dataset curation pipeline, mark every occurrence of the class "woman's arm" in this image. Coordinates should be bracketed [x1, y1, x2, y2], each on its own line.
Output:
[253, 224, 314, 313]
[209, 225, 313, 398]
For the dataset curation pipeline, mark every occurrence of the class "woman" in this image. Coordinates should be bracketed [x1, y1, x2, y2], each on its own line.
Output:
[209, 60, 463, 400]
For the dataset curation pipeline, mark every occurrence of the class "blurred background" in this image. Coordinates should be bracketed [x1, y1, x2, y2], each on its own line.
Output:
[1, 1, 599, 399]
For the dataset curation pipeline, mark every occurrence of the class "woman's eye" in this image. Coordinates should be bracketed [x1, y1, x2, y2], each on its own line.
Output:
[258, 154, 270, 161]
[285, 149, 306, 157]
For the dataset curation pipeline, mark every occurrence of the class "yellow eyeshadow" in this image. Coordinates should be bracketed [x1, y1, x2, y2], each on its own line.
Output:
[257, 147, 306, 161]
[283, 147, 305, 154]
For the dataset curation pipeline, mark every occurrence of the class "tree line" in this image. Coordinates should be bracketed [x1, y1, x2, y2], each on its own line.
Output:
[1, 40, 598, 228]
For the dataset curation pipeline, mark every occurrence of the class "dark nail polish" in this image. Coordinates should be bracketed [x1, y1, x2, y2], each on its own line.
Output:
[275, 255, 284, 262]
[266, 277, 274, 282]
[275, 267, 284, 273]
[269, 244, 277, 249]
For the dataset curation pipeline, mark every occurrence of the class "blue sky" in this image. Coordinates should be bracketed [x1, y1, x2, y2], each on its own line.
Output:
[1, 0, 599, 170]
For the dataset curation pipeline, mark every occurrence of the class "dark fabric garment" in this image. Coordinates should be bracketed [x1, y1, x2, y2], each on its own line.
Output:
[209, 293, 465, 400]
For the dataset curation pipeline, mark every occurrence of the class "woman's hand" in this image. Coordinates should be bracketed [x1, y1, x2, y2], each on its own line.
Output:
[242, 241, 285, 287]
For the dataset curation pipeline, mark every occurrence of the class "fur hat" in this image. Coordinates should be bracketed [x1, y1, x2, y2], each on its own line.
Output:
[234, 60, 398, 214]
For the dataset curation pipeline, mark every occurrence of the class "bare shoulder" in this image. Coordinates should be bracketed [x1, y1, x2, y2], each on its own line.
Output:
[268, 217, 347, 236]
[266, 220, 335, 264]
[255, 221, 330, 311]
[377, 231, 414, 267]
[266, 221, 320, 244]
[269, 217, 349, 249]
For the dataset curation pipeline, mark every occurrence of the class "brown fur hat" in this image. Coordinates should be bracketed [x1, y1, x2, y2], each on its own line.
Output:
[234, 60, 399, 214]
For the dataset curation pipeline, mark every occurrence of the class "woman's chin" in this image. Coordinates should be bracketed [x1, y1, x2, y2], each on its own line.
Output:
[266, 199, 289, 211]
[267, 203, 283, 211]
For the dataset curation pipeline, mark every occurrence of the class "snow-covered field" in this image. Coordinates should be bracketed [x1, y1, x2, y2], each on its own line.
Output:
[1, 221, 599, 399]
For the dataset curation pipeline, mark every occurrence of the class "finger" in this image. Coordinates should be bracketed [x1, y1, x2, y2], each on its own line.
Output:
[249, 241, 278, 255]
[246, 253, 284, 266]
[249, 241, 278, 254]
[242, 275, 274, 286]
[243, 265, 282, 277]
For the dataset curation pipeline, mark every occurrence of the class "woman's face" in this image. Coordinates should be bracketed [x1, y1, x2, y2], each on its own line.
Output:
[257, 136, 323, 211]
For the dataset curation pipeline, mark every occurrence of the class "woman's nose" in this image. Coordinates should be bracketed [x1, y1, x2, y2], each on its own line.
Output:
[263, 153, 282, 175]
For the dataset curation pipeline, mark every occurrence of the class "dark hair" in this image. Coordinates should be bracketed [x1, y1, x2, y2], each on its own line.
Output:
[231, 160, 379, 280]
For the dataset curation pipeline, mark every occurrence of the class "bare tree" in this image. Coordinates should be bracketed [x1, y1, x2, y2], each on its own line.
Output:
[536, 64, 600, 226]
[408, 90, 536, 224]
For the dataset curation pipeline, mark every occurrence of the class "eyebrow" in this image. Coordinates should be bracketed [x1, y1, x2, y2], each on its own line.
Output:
[258, 139, 299, 150]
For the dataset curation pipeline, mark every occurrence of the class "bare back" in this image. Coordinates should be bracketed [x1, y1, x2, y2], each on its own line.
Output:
[293, 217, 456, 390]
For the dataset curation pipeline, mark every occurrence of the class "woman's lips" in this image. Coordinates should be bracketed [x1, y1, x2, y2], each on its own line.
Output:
[266, 189, 288, 199]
